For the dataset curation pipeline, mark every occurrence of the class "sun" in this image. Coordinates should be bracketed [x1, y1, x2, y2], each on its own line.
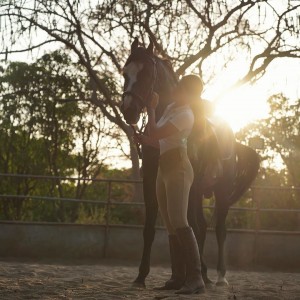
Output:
[213, 84, 269, 132]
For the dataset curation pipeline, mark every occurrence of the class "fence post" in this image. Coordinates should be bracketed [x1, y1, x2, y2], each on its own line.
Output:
[103, 180, 112, 258]
[253, 187, 261, 266]
[255, 189, 261, 233]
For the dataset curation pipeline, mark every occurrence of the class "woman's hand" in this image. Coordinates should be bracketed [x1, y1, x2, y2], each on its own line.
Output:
[147, 92, 159, 112]
[133, 133, 159, 148]
[133, 133, 148, 145]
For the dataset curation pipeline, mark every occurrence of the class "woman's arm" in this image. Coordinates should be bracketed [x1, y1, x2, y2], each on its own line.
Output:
[133, 133, 160, 148]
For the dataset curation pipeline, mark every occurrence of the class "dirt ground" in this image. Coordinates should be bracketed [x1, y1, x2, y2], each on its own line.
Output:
[0, 259, 300, 300]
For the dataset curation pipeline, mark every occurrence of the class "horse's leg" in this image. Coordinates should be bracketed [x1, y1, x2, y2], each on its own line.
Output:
[214, 168, 233, 286]
[133, 191, 158, 286]
[188, 180, 213, 285]
[133, 151, 158, 287]
[215, 202, 229, 286]
[214, 147, 236, 286]
[197, 199, 214, 286]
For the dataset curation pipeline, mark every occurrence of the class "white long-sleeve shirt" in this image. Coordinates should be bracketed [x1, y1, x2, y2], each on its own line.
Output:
[156, 102, 194, 155]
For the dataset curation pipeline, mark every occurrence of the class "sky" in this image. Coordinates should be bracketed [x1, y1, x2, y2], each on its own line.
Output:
[2, 1, 300, 169]
[4, 35, 300, 170]
[7, 43, 300, 134]
[4, 0, 300, 134]
[211, 58, 300, 132]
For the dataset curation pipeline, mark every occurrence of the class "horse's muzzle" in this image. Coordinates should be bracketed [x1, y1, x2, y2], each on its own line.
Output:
[121, 94, 142, 124]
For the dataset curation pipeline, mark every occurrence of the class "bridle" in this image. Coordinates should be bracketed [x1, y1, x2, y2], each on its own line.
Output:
[121, 54, 157, 159]
[122, 54, 157, 114]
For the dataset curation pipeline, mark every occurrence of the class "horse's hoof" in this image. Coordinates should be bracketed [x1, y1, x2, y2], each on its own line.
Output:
[204, 278, 214, 288]
[216, 271, 229, 286]
[216, 279, 229, 286]
[132, 279, 146, 289]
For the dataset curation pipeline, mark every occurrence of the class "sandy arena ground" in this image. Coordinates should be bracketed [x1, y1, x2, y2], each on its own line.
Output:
[0, 259, 300, 300]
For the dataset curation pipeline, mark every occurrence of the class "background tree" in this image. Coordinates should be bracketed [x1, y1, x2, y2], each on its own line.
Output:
[1, 0, 299, 177]
[235, 94, 300, 230]
[0, 51, 121, 221]
[237, 94, 300, 189]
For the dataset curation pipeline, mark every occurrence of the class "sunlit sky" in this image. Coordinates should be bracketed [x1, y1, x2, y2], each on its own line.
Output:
[5, 44, 300, 169]
[9, 48, 300, 134]
[209, 58, 300, 132]
[3, 1, 300, 169]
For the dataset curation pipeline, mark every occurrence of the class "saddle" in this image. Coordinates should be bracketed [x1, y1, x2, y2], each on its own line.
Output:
[188, 115, 235, 197]
[206, 116, 235, 161]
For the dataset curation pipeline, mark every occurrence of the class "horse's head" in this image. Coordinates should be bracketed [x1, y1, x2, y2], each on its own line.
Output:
[120, 38, 157, 124]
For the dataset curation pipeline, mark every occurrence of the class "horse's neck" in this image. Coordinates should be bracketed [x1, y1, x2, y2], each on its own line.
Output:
[155, 94, 171, 121]
[154, 60, 177, 120]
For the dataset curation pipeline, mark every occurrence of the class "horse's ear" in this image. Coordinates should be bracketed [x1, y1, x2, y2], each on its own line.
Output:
[131, 37, 139, 52]
[146, 37, 154, 55]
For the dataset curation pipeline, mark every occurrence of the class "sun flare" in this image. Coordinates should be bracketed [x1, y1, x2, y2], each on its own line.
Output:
[213, 84, 269, 132]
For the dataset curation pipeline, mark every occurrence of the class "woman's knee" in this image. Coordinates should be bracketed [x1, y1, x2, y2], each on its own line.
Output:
[168, 213, 189, 230]
[167, 196, 189, 230]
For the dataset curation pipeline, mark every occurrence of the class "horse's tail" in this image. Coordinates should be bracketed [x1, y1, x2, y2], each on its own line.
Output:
[228, 142, 260, 206]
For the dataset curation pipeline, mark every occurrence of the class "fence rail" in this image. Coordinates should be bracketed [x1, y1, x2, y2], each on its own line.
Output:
[0, 173, 300, 232]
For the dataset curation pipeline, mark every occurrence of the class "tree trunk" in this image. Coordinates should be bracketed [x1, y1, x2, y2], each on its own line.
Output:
[129, 139, 143, 203]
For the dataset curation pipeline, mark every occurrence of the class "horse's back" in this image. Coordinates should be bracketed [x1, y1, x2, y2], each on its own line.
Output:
[206, 116, 235, 161]
[188, 115, 236, 198]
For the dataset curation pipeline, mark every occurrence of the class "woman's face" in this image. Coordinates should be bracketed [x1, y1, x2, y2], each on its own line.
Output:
[172, 84, 194, 104]
[172, 84, 186, 102]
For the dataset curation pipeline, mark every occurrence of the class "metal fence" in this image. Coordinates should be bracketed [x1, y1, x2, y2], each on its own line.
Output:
[0, 173, 300, 233]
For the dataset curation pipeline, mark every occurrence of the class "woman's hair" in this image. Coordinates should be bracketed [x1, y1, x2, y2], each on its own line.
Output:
[179, 74, 205, 130]
[178, 74, 203, 99]
[182, 75, 206, 162]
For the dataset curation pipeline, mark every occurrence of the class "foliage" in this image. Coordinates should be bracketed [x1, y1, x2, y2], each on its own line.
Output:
[237, 94, 300, 188]
[0, 52, 121, 222]
[1, 0, 299, 174]
[0, 2, 299, 230]
[234, 94, 300, 231]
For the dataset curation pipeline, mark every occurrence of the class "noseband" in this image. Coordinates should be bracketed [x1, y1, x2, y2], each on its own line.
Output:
[122, 54, 157, 110]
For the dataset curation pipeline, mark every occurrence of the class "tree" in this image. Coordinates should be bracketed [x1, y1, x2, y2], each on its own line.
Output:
[237, 94, 300, 188]
[1, 0, 299, 177]
[0, 52, 118, 221]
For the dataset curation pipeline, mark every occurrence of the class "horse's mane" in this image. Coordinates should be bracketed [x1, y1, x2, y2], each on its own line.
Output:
[160, 58, 178, 83]
[126, 47, 178, 83]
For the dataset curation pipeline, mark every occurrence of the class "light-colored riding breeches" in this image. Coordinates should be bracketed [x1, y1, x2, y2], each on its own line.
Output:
[156, 147, 194, 234]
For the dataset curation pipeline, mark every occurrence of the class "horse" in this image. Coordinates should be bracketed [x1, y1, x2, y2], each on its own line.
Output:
[120, 37, 260, 287]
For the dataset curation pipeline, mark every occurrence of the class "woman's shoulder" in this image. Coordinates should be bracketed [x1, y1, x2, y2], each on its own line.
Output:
[171, 105, 194, 124]
[174, 104, 194, 117]
[166, 102, 176, 109]
[170, 103, 192, 112]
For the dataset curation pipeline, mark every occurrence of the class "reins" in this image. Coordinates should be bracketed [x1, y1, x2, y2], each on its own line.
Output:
[130, 112, 147, 159]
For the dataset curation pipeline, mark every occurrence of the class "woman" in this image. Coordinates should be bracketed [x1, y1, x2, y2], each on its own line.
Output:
[135, 75, 205, 294]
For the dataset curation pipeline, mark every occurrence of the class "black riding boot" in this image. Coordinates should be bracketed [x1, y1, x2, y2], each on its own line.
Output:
[155, 235, 186, 290]
[175, 227, 205, 294]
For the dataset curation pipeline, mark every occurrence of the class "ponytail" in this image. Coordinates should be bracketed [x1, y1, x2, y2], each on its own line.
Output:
[188, 100, 206, 162]
[190, 100, 206, 136]
[188, 99, 215, 162]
